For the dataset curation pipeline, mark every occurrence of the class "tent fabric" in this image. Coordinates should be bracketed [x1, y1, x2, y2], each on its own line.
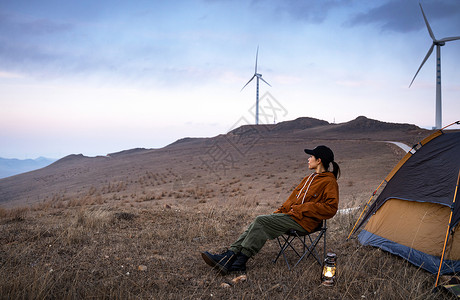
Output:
[361, 199, 459, 258]
[357, 131, 460, 231]
[352, 129, 460, 274]
[358, 230, 460, 274]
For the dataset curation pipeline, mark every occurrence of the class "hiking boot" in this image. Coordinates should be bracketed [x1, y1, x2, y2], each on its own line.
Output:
[228, 253, 249, 273]
[201, 250, 236, 274]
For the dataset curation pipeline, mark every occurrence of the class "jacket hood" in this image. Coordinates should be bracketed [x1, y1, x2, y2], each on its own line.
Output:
[314, 171, 335, 179]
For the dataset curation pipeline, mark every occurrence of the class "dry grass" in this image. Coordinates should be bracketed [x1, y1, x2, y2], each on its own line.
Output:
[0, 124, 450, 298]
[0, 200, 456, 299]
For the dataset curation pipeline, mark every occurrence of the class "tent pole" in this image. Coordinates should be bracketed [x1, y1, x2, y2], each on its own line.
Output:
[441, 120, 460, 130]
[435, 210, 454, 288]
[435, 169, 460, 288]
[346, 179, 386, 241]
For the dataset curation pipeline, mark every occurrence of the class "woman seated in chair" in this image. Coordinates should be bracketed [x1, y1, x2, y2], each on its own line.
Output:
[201, 145, 340, 274]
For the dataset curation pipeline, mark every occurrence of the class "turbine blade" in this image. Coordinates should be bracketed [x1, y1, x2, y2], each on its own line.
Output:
[438, 36, 460, 43]
[419, 3, 436, 41]
[409, 44, 434, 88]
[241, 75, 256, 91]
[259, 76, 272, 87]
[255, 45, 259, 74]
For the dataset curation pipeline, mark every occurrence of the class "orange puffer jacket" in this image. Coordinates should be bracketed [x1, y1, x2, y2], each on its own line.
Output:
[274, 172, 339, 232]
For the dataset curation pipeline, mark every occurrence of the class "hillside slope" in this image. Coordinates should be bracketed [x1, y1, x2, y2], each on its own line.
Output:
[0, 116, 429, 208]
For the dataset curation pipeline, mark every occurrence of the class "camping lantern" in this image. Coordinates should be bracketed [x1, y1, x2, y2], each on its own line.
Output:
[321, 252, 337, 287]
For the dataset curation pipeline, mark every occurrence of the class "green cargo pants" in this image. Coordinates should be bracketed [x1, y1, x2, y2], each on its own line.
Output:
[229, 213, 307, 258]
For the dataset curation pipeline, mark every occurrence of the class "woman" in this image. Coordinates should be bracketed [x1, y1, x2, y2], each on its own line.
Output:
[201, 145, 340, 274]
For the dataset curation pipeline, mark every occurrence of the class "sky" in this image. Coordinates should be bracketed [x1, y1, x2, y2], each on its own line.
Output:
[1, 0, 460, 159]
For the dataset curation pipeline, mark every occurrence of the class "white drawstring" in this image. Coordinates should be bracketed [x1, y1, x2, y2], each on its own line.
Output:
[296, 173, 313, 198]
[296, 173, 318, 204]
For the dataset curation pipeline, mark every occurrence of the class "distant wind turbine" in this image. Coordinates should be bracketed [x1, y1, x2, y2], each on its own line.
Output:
[409, 3, 460, 129]
[241, 46, 271, 125]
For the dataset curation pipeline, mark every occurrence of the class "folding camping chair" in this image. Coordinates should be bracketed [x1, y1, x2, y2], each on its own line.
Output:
[273, 220, 327, 270]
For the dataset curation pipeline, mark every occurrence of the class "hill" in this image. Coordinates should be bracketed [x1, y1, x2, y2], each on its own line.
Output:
[3, 116, 457, 299]
[0, 116, 428, 209]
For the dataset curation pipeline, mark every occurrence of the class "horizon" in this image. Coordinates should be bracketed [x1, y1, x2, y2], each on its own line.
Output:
[0, 115, 448, 161]
[1, 0, 460, 160]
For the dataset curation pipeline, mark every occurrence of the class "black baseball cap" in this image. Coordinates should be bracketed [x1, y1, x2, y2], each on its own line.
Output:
[304, 145, 334, 164]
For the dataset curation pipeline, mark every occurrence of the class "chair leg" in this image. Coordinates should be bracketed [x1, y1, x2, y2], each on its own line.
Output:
[274, 224, 328, 270]
[273, 235, 295, 270]
[308, 234, 323, 263]
[293, 231, 324, 267]
[323, 226, 327, 262]
[273, 237, 284, 263]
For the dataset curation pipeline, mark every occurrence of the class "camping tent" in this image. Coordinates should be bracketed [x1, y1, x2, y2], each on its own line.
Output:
[348, 122, 460, 285]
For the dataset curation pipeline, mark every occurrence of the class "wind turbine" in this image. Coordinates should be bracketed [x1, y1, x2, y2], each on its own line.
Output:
[241, 46, 271, 125]
[409, 3, 460, 129]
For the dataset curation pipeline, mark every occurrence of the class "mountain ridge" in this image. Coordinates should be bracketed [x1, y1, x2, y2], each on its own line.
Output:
[0, 156, 57, 179]
[0, 116, 430, 208]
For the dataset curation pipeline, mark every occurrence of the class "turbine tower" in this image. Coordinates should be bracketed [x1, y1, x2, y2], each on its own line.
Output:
[241, 46, 271, 125]
[409, 3, 460, 129]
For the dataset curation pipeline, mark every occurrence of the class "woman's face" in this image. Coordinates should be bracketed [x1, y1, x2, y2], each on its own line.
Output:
[308, 155, 321, 170]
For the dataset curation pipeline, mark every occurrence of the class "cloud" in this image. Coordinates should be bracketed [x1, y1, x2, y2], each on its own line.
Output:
[335, 79, 383, 88]
[0, 70, 24, 79]
[0, 12, 73, 36]
[345, 0, 460, 33]
[270, 0, 351, 23]
[0, 7, 225, 86]
[0, 12, 77, 77]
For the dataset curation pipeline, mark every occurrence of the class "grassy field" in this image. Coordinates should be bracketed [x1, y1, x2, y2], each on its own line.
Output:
[0, 199, 455, 299]
[1, 119, 452, 299]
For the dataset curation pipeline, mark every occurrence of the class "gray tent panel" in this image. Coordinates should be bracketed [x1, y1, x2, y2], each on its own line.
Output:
[357, 131, 460, 231]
